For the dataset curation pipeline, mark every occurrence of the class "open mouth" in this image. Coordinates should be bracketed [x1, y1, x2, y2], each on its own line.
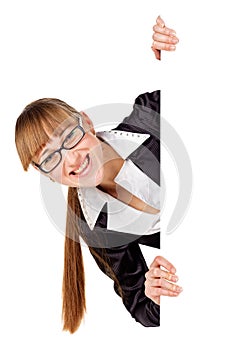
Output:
[70, 154, 90, 176]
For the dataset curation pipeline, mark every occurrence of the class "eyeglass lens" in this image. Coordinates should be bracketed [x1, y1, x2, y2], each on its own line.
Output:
[41, 127, 84, 172]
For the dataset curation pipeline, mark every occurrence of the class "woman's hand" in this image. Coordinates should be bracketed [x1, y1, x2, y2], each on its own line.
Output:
[145, 256, 183, 305]
[151, 16, 179, 60]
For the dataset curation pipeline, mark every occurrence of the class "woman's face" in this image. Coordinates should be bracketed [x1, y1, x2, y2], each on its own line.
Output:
[33, 113, 105, 188]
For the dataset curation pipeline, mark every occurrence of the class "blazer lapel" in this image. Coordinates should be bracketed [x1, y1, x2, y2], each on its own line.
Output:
[112, 122, 160, 186]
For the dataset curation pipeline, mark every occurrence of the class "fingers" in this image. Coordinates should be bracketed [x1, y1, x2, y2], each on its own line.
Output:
[155, 15, 177, 37]
[150, 255, 177, 274]
[144, 256, 183, 303]
[146, 267, 178, 283]
[156, 15, 165, 28]
[145, 285, 180, 299]
[152, 32, 178, 45]
[159, 288, 181, 297]
[152, 42, 176, 53]
[151, 16, 179, 59]
[145, 281, 181, 301]
[153, 24, 176, 36]
[146, 274, 182, 293]
[151, 32, 178, 52]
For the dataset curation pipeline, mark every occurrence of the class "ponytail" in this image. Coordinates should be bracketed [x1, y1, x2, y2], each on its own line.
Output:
[62, 187, 85, 334]
[62, 187, 123, 334]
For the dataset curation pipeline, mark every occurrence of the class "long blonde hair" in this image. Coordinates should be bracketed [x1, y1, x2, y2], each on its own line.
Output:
[15, 98, 120, 333]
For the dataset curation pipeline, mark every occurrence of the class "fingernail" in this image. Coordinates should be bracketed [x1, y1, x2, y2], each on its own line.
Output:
[172, 275, 179, 282]
[170, 46, 176, 50]
[172, 38, 178, 44]
[171, 267, 176, 274]
[173, 292, 179, 296]
[170, 31, 176, 36]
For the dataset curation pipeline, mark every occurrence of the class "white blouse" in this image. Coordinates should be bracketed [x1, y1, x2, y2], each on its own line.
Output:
[77, 129, 160, 235]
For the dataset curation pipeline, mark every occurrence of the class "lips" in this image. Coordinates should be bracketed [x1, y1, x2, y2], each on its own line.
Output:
[69, 154, 90, 176]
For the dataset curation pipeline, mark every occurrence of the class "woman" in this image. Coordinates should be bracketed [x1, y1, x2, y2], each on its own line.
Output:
[15, 16, 181, 333]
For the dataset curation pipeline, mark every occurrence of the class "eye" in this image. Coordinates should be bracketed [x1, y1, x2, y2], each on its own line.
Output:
[43, 154, 53, 164]
[66, 130, 76, 141]
[63, 127, 83, 149]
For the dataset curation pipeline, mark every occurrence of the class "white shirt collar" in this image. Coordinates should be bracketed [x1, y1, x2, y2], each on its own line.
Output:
[77, 129, 151, 230]
[96, 129, 150, 159]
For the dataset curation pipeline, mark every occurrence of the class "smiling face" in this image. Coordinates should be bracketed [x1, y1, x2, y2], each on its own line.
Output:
[15, 98, 107, 188]
[33, 113, 105, 188]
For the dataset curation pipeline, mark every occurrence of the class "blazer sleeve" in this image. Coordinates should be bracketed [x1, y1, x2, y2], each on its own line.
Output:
[120, 90, 160, 139]
[89, 241, 160, 327]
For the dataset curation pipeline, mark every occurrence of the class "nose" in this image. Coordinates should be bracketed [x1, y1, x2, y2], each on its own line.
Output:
[63, 147, 82, 168]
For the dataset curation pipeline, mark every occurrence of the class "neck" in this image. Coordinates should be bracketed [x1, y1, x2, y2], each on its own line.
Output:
[98, 140, 124, 193]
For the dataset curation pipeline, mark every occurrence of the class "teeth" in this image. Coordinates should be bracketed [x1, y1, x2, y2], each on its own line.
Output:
[73, 156, 89, 174]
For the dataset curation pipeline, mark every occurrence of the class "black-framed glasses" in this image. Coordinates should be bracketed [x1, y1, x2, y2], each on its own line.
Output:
[32, 115, 85, 174]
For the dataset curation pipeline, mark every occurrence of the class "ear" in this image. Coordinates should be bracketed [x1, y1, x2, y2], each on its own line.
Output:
[80, 111, 96, 135]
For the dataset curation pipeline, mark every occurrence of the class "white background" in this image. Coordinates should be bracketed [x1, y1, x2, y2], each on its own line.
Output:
[1, 0, 232, 349]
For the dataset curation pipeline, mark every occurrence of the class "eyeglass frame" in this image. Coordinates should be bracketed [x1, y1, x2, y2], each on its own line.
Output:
[32, 114, 85, 174]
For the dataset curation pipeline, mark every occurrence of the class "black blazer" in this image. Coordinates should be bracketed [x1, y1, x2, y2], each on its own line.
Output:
[79, 91, 161, 327]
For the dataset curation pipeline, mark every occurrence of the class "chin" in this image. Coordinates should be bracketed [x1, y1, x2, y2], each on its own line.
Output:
[77, 170, 104, 188]
[56, 176, 78, 187]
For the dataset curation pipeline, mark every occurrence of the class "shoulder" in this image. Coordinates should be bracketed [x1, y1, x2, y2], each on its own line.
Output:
[118, 91, 160, 136]
[134, 91, 160, 114]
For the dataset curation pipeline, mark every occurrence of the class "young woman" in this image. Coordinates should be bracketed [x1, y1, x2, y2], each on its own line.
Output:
[15, 17, 182, 333]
